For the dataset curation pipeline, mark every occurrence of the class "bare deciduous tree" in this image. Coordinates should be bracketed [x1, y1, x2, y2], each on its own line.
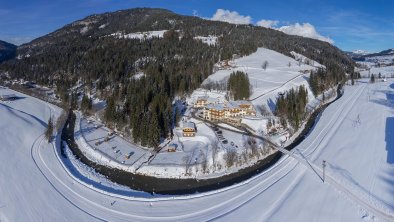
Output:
[200, 152, 208, 174]
[262, 60, 269, 70]
[183, 155, 192, 175]
[56, 109, 69, 132]
[45, 116, 54, 142]
[211, 140, 219, 168]
[225, 149, 237, 168]
[257, 104, 271, 117]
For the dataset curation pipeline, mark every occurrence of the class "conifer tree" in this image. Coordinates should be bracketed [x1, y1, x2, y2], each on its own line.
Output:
[371, 74, 375, 83]
[149, 113, 161, 147]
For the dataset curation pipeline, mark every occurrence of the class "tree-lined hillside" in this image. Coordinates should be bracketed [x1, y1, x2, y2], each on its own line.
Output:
[0, 8, 354, 147]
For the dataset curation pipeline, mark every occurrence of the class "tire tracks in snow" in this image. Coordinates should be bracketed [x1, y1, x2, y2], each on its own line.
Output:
[283, 84, 394, 221]
[30, 134, 106, 221]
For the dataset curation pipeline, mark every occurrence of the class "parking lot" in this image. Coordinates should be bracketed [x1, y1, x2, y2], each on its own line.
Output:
[211, 125, 228, 145]
[80, 118, 149, 166]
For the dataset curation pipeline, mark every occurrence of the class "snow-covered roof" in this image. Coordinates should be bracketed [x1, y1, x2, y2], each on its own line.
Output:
[182, 121, 196, 129]
[229, 100, 252, 107]
[197, 96, 209, 101]
[206, 104, 226, 111]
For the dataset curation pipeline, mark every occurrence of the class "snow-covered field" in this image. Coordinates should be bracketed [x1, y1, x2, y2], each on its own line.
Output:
[194, 35, 218, 46]
[359, 65, 394, 78]
[1, 79, 394, 221]
[109, 30, 167, 40]
[357, 52, 394, 79]
[203, 48, 322, 102]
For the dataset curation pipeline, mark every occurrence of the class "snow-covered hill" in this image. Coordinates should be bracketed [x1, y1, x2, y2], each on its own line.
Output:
[203, 47, 324, 109]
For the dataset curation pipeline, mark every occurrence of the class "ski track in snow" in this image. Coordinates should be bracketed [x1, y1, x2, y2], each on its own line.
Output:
[2, 80, 394, 221]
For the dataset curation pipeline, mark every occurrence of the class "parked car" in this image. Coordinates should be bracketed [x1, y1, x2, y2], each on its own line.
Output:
[125, 152, 134, 159]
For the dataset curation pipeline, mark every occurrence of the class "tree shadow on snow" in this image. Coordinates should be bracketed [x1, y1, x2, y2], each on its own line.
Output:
[385, 117, 394, 164]
[0, 102, 47, 127]
[377, 169, 394, 211]
[267, 98, 276, 113]
[371, 92, 394, 110]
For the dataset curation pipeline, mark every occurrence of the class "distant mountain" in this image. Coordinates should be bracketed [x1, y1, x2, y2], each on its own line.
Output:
[353, 50, 370, 55]
[367, 48, 394, 57]
[0, 40, 17, 63]
[347, 48, 394, 62]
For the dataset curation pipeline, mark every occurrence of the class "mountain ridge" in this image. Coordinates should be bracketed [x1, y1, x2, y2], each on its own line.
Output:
[0, 7, 355, 147]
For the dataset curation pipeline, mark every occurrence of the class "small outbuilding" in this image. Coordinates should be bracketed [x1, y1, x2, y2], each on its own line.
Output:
[182, 122, 196, 137]
[167, 143, 178, 152]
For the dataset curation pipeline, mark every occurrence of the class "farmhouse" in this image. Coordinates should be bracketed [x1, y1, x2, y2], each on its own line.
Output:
[182, 122, 196, 137]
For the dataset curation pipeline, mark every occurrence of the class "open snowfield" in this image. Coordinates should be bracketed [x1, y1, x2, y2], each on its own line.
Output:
[0, 88, 95, 221]
[359, 65, 394, 78]
[1, 79, 394, 221]
[203, 48, 322, 101]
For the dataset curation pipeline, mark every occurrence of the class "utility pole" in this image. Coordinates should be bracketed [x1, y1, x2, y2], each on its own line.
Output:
[322, 160, 326, 183]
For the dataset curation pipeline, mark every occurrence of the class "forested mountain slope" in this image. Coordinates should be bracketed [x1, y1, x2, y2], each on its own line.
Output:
[0, 40, 16, 63]
[0, 8, 354, 147]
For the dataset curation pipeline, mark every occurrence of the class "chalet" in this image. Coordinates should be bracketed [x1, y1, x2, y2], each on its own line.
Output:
[229, 100, 256, 116]
[194, 96, 209, 108]
[0, 94, 18, 101]
[167, 143, 178, 152]
[194, 96, 221, 108]
[203, 100, 256, 123]
[182, 122, 196, 137]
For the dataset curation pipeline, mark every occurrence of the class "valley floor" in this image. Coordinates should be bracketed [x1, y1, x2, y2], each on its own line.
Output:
[0, 80, 394, 221]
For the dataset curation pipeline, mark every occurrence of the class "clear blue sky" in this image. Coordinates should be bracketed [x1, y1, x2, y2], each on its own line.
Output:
[1, 0, 393, 52]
